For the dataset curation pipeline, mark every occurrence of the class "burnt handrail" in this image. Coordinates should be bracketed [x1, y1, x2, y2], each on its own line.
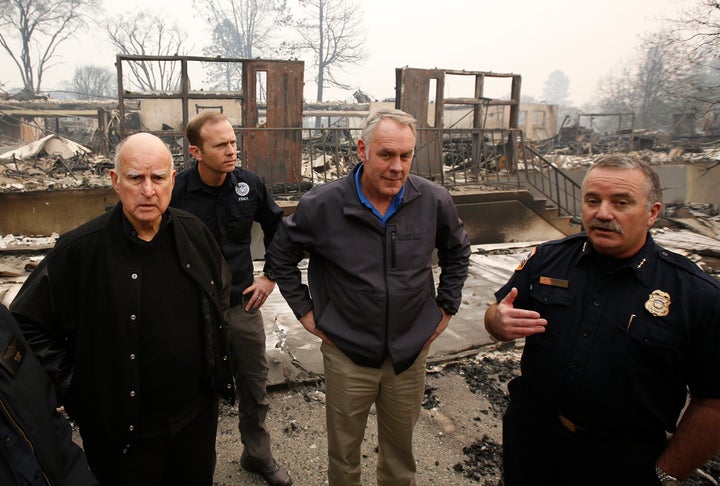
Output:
[520, 143, 582, 220]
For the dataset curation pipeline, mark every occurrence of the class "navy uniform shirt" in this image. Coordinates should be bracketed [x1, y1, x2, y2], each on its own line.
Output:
[171, 165, 283, 304]
[496, 232, 720, 438]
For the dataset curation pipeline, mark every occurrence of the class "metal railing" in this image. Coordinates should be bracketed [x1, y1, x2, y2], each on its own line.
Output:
[520, 142, 582, 220]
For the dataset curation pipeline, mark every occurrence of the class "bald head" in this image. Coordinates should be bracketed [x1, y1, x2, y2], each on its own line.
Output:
[114, 132, 173, 172]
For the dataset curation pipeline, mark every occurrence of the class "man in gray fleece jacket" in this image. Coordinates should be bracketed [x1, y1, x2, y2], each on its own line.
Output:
[268, 109, 471, 486]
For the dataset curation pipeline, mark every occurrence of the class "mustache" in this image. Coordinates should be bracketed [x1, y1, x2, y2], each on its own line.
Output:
[587, 219, 623, 234]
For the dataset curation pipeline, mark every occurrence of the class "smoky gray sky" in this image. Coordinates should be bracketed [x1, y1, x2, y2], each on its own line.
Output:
[10, 0, 687, 106]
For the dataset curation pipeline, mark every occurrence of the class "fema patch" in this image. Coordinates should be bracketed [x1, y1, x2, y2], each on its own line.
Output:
[235, 182, 250, 197]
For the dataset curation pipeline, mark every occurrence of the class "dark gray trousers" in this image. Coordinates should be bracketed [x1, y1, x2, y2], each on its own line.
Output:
[228, 301, 273, 462]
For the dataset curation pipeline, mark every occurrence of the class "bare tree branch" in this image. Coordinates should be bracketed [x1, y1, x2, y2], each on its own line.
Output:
[106, 10, 191, 92]
[71, 64, 116, 99]
[289, 0, 366, 102]
[596, 1, 720, 131]
[0, 0, 100, 95]
[195, 0, 289, 91]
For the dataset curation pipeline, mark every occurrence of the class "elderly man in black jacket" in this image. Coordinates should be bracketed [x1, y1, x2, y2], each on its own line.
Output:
[11, 133, 235, 486]
[0, 304, 97, 486]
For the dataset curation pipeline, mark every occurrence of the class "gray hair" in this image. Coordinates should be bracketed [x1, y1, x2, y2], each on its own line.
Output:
[360, 109, 417, 158]
[584, 154, 662, 209]
[113, 138, 125, 170]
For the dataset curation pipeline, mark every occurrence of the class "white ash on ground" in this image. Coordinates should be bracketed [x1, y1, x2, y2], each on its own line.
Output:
[0, 233, 59, 249]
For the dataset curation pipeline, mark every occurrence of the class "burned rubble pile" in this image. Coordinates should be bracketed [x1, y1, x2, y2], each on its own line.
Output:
[528, 147, 720, 171]
[654, 204, 720, 278]
[0, 136, 113, 191]
[1, 129, 720, 193]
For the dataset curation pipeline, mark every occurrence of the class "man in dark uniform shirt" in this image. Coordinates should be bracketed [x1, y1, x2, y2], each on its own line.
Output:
[485, 154, 720, 485]
[171, 112, 291, 486]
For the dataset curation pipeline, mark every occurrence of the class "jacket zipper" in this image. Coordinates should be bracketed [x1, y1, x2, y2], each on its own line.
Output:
[0, 399, 52, 485]
[382, 234, 390, 348]
[390, 230, 397, 269]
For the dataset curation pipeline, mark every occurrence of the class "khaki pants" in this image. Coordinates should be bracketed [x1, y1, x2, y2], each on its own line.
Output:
[322, 342, 428, 486]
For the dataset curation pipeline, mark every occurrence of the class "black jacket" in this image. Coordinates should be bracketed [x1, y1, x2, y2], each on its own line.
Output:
[268, 165, 471, 374]
[0, 304, 96, 485]
[10, 204, 235, 454]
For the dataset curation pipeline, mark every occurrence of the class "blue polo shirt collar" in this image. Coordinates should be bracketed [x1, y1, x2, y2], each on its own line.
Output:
[354, 163, 404, 225]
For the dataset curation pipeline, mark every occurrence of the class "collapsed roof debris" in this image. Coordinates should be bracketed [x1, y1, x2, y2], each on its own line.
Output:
[0, 134, 91, 161]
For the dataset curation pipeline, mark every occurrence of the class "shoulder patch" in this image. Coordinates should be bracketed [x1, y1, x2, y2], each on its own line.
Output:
[0, 335, 24, 377]
[515, 247, 536, 271]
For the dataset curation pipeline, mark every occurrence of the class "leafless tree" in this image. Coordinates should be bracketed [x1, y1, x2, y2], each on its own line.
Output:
[289, 0, 366, 102]
[106, 11, 191, 91]
[542, 70, 571, 106]
[0, 0, 100, 96]
[71, 64, 115, 100]
[197, 0, 288, 58]
[596, 29, 694, 130]
[663, 0, 720, 114]
[195, 0, 289, 91]
[634, 37, 677, 128]
[597, 0, 720, 130]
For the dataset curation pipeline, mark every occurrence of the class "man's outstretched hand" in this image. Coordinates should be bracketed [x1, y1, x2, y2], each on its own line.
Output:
[484, 287, 547, 342]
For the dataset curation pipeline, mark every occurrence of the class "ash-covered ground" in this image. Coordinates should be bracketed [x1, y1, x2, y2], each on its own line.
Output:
[215, 347, 720, 485]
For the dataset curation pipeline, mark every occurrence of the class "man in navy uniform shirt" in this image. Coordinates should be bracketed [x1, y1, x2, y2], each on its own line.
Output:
[485, 154, 720, 485]
[171, 112, 291, 486]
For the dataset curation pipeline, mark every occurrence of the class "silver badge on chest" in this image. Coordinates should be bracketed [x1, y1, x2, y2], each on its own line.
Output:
[235, 182, 250, 197]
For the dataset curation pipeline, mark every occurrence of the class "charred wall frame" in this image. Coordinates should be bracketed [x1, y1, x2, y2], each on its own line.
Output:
[116, 55, 304, 184]
[395, 67, 523, 182]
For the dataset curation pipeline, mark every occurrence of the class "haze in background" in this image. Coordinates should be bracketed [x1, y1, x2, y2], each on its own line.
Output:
[17, 0, 686, 106]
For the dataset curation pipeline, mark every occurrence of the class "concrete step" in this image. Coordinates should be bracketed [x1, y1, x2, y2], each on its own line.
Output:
[525, 197, 581, 237]
[544, 211, 581, 236]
